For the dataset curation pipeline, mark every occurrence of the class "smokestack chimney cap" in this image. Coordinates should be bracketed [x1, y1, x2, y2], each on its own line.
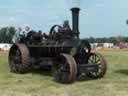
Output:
[71, 7, 80, 11]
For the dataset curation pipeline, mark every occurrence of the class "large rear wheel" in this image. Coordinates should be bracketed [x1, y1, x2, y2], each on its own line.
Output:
[52, 54, 77, 84]
[8, 44, 31, 73]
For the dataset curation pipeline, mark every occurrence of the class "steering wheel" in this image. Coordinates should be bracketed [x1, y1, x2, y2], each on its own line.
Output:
[49, 25, 63, 35]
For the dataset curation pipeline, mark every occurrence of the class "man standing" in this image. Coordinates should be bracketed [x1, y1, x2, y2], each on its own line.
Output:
[24, 26, 30, 37]
[12, 27, 22, 43]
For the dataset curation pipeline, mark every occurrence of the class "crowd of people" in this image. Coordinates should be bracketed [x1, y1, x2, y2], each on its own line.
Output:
[12, 26, 31, 43]
[12, 20, 75, 44]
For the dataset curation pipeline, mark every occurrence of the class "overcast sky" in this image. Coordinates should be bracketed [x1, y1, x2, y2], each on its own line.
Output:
[0, 0, 128, 38]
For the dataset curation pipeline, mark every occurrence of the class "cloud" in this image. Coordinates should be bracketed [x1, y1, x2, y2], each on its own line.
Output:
[0, 24, 8, 27]
[8, 17, 16, 22]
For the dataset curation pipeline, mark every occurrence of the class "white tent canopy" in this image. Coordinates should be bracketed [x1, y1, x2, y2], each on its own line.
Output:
[0, 43, 12, 51]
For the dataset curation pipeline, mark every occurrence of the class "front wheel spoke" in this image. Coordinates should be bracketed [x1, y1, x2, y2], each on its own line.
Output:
[94, 57, 99, 63]
[98, 68, 102, 72]
[90, 57, 94, 63]
[93, 56, 97, 63]
[96, 58, 100, 63]
[91, 72, 97, 76]
[96, 60, 102, 64]
[98, 64, 102, 67]
[88, 59, 94, 63]
[93, 55, 97, 62]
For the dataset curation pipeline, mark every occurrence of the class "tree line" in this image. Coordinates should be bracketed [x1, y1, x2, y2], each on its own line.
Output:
[83, 36, 128, 43]
[0, 27, 16, 43]
[0, 26, 128, 44]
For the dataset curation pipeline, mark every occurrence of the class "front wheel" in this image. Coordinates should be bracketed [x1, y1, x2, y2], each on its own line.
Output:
[86, 52, 107, 78]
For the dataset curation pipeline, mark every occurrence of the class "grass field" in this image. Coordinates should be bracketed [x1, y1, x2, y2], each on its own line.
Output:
[0, 51, 128, 96]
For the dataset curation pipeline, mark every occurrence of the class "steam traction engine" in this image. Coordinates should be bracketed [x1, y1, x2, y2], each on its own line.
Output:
[8, 7, 107, 83]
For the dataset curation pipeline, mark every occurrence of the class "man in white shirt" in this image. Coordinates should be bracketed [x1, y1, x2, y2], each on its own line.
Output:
[12, 27, 22, 43]
[24, 26, 30, 37]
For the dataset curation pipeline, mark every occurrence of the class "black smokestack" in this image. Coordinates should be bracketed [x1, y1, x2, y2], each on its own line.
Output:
[71, 7, 80, 39]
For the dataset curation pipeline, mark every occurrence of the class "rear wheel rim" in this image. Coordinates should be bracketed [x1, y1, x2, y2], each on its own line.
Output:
[8, 44, 31, 73]
[53, 54, 77, 83]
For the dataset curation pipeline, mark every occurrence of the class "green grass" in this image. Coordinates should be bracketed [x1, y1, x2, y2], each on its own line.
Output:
[0, 51, 128, 96]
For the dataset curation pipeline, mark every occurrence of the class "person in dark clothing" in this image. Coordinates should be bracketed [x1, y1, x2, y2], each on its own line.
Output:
[62, 20, 74, 39]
